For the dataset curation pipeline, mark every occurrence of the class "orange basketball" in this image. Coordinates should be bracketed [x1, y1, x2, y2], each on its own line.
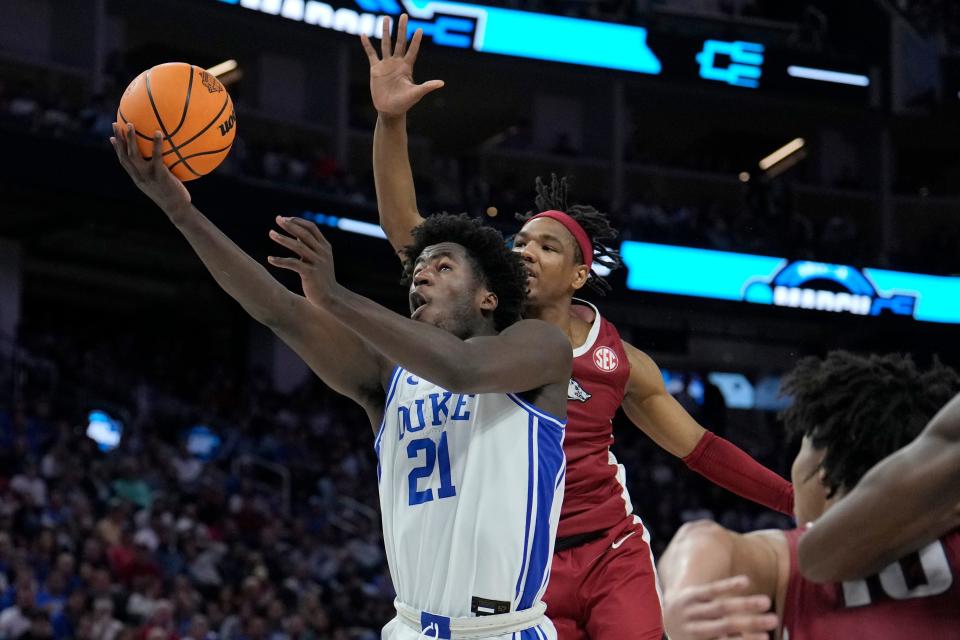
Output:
[117, 62, 237, 181]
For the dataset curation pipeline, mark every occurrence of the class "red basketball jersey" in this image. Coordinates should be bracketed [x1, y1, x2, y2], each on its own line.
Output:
[782, 527, 960, 639]
[558, 301, 633, 538]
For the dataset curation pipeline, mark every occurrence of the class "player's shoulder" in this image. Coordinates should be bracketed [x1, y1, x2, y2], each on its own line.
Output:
[504, 318, 569, 346]
[619, 341, 661, 381]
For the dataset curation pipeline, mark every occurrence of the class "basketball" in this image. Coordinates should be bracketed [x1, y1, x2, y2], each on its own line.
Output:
[117, 62, 236, 181]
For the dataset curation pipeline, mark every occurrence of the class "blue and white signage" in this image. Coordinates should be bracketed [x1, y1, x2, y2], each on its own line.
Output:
[214, 0, 874, 99]
[217, 0, 662, 74]
[696, 40, 764, 88]
[621, 241, 960, 324]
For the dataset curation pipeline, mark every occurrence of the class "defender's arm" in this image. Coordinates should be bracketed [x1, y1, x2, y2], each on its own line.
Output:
[361, 15, 441, 258]
[799, 392, 960, 582]
[621, 343, 794, 515]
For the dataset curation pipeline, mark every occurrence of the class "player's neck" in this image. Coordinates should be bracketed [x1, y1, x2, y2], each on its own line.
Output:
[524, 297, 590, 348]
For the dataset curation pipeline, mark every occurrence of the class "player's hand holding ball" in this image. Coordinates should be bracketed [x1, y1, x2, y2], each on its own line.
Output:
[110, 62, 237, 223]
[267, 217, 340, 305]
[111, 122, 192, 222]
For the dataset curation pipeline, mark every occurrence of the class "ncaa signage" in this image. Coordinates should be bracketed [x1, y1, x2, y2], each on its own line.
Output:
[216, 0, 662, 74]
[620, 241, 960, 325]
[696, 40, 764, 89]
[742, 261, 917, 317]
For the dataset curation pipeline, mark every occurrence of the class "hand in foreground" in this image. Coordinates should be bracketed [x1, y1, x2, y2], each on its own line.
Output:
[110, 123, 191, 219]
[360, 14, 444, 118]
[663, 575, 779, 640]
[268, 217, 339, 304]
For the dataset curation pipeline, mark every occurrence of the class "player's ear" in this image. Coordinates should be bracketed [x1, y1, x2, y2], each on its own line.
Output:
[570, 264, 590, 291]
[479, 288, 498, 313]
[816, 466, 829, 490]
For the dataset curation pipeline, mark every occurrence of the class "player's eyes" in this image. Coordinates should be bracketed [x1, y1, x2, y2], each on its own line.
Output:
[438, 264, 452, 272]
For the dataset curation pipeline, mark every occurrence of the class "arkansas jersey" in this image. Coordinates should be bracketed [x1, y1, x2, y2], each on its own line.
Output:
[558, 300, 633, 538]
[782, 527, 960, 639]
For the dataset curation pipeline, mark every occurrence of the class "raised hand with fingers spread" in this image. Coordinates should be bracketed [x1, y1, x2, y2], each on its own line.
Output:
[360, 14, 444, 118]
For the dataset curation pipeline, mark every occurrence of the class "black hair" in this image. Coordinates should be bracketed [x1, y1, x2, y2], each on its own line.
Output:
[780, 351, 960, 497]
[401, 213, 527, 332]
[516, 174, 623, 295]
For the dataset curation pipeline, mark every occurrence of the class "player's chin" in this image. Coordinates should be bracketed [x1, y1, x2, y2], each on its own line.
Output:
[524, 279, 539, 301]
[415, 307, 443, 328]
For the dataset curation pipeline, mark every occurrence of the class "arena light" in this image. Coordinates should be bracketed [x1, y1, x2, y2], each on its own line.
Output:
[758, 138, 805, 171]
[787, 65, 869, 87]
[298, 212, 388, 239]
[336, 217, 389, 239]
[206, 59, 239, 77]
[87, 410, 123, 452]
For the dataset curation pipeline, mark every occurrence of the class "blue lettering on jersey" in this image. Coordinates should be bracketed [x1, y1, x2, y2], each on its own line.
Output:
[452, 394, 475, 421]
[397, 392, 476, 440]
[398, 399, 428, 439]
[430, 392, 453, 426]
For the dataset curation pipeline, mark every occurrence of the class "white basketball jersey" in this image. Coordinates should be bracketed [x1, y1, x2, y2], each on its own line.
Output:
[374, 366, 566, 619]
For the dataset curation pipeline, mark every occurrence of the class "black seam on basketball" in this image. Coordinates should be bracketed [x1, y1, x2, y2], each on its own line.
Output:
[167, 142, 234, 171]
[161, 94, 230, 158]
[145, 69, 201, 177]
[117, 110, 153, 142]
[167, 64, 195, 138]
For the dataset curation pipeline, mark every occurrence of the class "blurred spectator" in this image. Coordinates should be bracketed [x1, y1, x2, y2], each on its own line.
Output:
[0, 579, 38, 640]
[90, 598, 123, 640]
[10, 462, 47, 508]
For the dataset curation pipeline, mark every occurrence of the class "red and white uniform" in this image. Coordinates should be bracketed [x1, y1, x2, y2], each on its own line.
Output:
[543, 301, 664, 640]
[782, 528, 960, 639]
[559, 301, 632, 538]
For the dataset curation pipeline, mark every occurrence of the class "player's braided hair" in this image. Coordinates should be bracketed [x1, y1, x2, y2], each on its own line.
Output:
[780, 351, 960, 497]
[401, 213, 527, 332]
[515, 174, 622, 295]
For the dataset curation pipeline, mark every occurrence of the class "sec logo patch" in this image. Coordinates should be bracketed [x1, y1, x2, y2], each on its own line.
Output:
[593, 346, 619, 372]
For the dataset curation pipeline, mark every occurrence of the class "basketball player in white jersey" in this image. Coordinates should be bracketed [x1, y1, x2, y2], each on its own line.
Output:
[111, 122, 571, 640]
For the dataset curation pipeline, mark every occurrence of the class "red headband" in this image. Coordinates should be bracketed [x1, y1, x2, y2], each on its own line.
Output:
[527, 210, 593, 270]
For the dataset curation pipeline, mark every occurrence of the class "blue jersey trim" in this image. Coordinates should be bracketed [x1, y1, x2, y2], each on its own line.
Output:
[374, 365, 404, 451]
[515, 414, 535, 602]
[506, 393, 566, 429]
[374, 366, 404, 483]
[519, 417, 566, 609]
[384, 365, 404, 407]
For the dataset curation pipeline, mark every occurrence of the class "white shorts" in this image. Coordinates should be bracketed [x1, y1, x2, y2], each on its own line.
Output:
[380, 617, 557, 640]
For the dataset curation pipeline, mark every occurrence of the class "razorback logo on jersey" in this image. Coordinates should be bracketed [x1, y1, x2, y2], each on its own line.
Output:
[593, 346, 619, 372]
[568, 378, 592, 402]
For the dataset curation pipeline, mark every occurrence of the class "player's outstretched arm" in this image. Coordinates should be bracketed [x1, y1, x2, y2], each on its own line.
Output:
[798, 392, 960, 582]
[270, 217, 571, 395]
[111, 124, 386, 414]
[361, 14, 442, 259]
[659, 521, 782, 640]
[620, 343, 795, 515]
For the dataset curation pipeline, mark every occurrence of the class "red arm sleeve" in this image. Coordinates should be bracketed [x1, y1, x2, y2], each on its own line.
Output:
[683, 431, 795, 516]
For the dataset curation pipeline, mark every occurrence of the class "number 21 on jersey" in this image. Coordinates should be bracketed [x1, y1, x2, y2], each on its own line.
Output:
[407, 432, 457, 506]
